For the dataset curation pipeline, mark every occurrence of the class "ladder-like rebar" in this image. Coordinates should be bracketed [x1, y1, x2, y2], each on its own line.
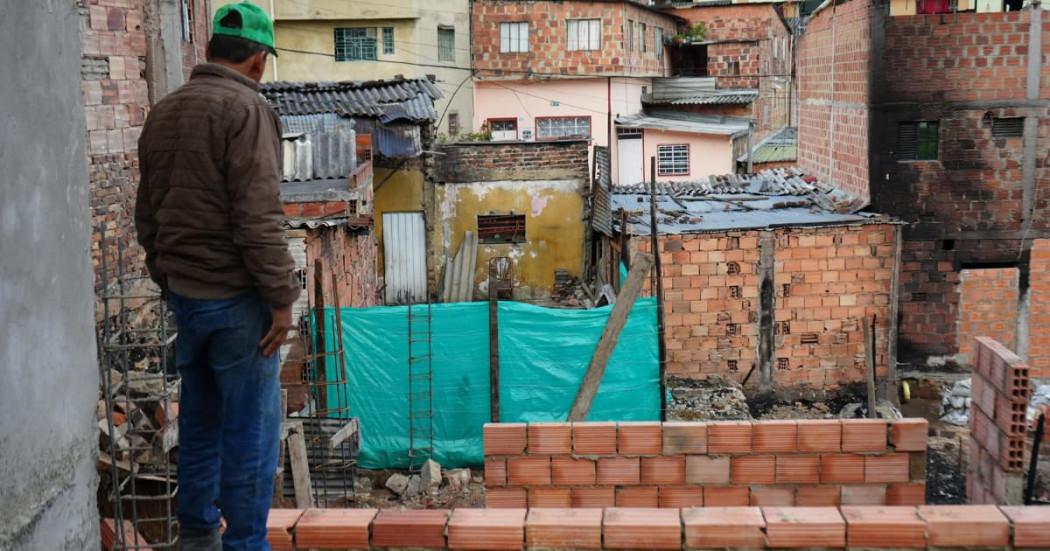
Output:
[407, 299, 434, 469]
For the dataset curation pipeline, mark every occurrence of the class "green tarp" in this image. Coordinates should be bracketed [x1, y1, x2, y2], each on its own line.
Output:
[317, 298, 659, 469]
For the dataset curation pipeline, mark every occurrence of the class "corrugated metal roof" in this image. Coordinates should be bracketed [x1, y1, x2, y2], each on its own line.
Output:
[739, 126, 797, 164]
[616, 110, 750, 137]
[645, 77, 758, 105]
[612, 168, 878, 234]
[280, 114, 358, 182]
[260, 78, 442, 122]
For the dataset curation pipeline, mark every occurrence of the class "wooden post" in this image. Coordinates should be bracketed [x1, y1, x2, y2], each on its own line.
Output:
[568, 253, 654, 422]
[488, 264, 500, 423]
[313, 259, 328, 414]
[649, 156, 667, 422]
[864, 315, 877, 419]
[286, 422, 315, 508]
[331, 272, 350, 414]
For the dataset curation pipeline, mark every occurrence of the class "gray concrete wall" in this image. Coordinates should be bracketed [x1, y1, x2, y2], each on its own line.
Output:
[0, 1, 100, 548]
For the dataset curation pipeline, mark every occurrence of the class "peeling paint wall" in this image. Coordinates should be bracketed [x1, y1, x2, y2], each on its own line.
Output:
[435, 180, 587, 300]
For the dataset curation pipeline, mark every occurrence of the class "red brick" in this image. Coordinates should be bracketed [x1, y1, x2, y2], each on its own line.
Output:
[841, 506, 926, 548]
[918, 505, 1009, 547]
[891, 418, 929, 452]
[572, 422, 618, 456]
[657, 486, 703, 508]
[485, 458, 507, 487]
[526, 508, 602, 550]
[796, 485, 842, 506]
[528, 422, 571, 455]
[682, 506, 765, 549]
[842, 419, 888, 452]
[528, 487, 571, 508]
[551, 456, 596, 486]
[753, 420, 798, 452]
[865, 453, 910, 483]
[750, 486, 795, 506]
[487, 487, 527, 508]
[266, 509, 303, 551]
[295, 508, 376, 550]
[618, 422, 662, 455]
[841, 484, 887, 505]
[797, 420, 842, 452]
[731, 455, 775, 484]
[703, 485, 750, 506]
[372, 510, 449, 549]
[507, 456, 551, 486]
[641, 455, 686, 485]
[597, 457, 640, 485]
[886, 482, 926, 505]
[485, 423, 527, 456]
[763, 506, 846, 548]
[615, 486, 660, 507]
[685, 455, 730, 484]
[662, 421, 707, 454]
[448, 509, 526, 551]
[571, 487, 615, 508]
[1000, 506, 1050, 548]
[776, 455, 820, 484]
[708, 421, 752, 453]
[603, 508, 681, 550]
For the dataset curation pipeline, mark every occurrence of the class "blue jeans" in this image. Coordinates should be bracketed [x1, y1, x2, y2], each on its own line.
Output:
[169, 291, 281, 551]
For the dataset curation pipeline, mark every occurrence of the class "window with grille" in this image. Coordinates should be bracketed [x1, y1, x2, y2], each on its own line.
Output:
[181, 0, 194, 42]
[641, 23, 647, 52]
[448, 112, 460, 136]
[438, 26, 455, 62]
[657, 144, 689, 176]
[489, 119, 518, 141]
[897, 121, 939, 160]
[992, 117, 1024, 138]
[537, 117, 590, 139]
[567, 19, 601, 51]
[382, 27, 394, 54]
[478, 214, 527, 244]
[655, 28, 663, 59]
[335, 28, 377, 61]
[625, 19, 633, 51]
[500, 22, 529, 53]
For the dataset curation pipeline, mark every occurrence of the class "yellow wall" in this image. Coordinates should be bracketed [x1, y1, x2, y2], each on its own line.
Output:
[435, 180, 586, 300]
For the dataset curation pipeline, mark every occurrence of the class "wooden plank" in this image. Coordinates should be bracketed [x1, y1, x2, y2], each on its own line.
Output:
[287, 422, 315, 508]
[864, 316, 877, 419]
[568, 252, 654, 422]
[489, 262, 500, 423]
[313, 259, 327, 411]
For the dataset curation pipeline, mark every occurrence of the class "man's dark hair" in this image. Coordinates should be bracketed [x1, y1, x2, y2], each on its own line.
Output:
[209, 34, 267, 63]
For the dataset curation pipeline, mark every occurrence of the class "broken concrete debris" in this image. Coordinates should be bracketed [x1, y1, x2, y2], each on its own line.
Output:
[385, 473, 410, 496]
[940, 378, 972, 426]
[421, 459, 442, 494]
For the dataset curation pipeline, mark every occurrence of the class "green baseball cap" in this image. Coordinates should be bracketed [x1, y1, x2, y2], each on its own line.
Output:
[212, 2, 278, 56]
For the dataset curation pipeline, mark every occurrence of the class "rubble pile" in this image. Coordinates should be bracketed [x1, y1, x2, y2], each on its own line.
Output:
[666, 375, 751, 421]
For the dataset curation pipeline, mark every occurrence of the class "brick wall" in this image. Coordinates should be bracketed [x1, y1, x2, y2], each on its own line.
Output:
[306, 227, 379, 309]
[434, 140, 590, 182]
[82, 0, 210, 290]
[482, 419, 928, 509]
[796, 0, 875, 201]
[472, 0, 676, 78]
[957, 268, 1019, 361]
[637, 223, 898, 394]
[264, 504, 1050, 550]
[968, 337, 1032, 505]
[1028, 240, 1050, 378]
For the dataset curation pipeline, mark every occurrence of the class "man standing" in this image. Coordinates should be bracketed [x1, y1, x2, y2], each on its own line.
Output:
[135, 3, 298, 549]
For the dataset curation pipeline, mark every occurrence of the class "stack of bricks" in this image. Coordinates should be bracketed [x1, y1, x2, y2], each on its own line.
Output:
[483, 419, 928, 509]
[265, 505, 1050, 550]
[968, 336, 1033, 505]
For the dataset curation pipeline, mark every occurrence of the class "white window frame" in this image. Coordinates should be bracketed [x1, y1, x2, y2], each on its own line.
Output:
[655, 27, 663, 59]
[438, 26, 455, 62]
[536, 116, 591, 140]
[500, 22, 529, 53]
[567, 19, 601, 51]
[657, 144, 689, 176]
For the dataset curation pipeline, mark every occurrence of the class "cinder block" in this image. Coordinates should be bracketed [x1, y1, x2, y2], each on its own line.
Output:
[776, 455, 820, 484]
[841, 484, 887, 505]
[657, 486, 703, 508]
[552, 456, 596, 486]
[708, 421, 752, 454]
[682, 506, 765, 549]
[485, 423, 527, 456]
[890, 418, 929, 451]
[750, 486, 795, 506]
[841, 506, 926, 548]
[662, 421, 707, 454]
[603, 508, 681, 550]
[572, 422, 618, 456]
[372, 509, 449, 549]
[486, 458, 507, 487]
[641, 455, 685, 485]
[618, 422, 662, 455]
[528, 422, 571, 455]
[571, 486, 615, 508]
[865, 453, 910, 483]
[797, 419, 842, 452]
[753, 420, 798, 452]
[507, 456, 551, 486]
[526, 508, 602, 550]
[842, 419, 888, 452]
[598, 457, 641, 485]
[918, 505, 1009, 547]
[448, 508, 526, 551]
[615, 486, 659, 507]
[796, 485, 842, 506]
[686, 455, 730, 484]
[886, 482, 926, 505]
[487, 487, 527, 508]
[295, 508, 377, 550]
[763, 506, 845, 548]
[703, 485, 750, 506]
[1000, 506, 1050, 548]
[821, 454, 866, 483]
[731, 455, 775, 484]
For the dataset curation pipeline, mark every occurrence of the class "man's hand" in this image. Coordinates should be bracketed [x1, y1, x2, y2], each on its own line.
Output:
[260, 305, 293, 358]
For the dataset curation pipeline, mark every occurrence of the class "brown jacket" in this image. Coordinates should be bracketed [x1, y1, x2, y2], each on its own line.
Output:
[135, 63, 299, 307]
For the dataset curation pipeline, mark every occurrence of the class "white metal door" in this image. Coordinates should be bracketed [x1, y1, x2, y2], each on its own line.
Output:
[383, 212, 427, 304]
[617, 131, 644, 185]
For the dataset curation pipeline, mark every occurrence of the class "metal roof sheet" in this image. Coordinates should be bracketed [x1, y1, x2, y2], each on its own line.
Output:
[645, 78, 758, 105]
[616, 110, 750, 137]
[611, 168, 877, 234]
[260, 78, 442, 122]
[644, 91, 758, 105]
[739, 126, 797, 164]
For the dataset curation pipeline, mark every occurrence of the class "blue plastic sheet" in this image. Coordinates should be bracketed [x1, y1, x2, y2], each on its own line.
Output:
[317, 298, 658, 469]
